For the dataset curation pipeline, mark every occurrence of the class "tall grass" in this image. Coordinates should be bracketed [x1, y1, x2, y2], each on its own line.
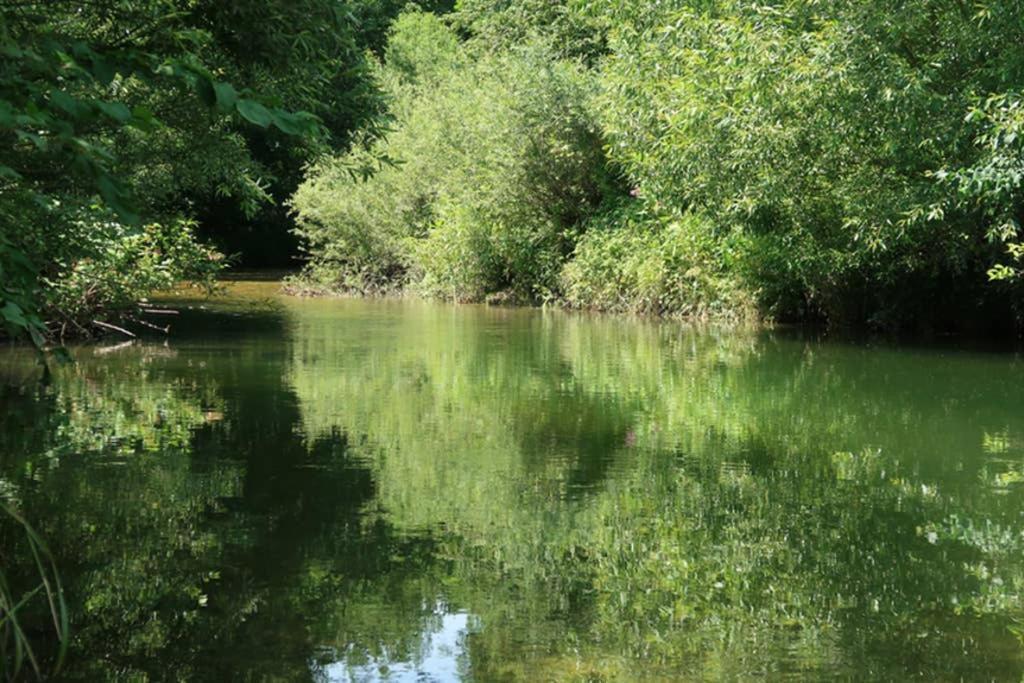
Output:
[0, 504, 68, 681]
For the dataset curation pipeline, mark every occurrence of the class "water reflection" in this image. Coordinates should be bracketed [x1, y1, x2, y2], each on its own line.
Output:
[0, 283, 1023, 680]
[319, 608, 474, 683]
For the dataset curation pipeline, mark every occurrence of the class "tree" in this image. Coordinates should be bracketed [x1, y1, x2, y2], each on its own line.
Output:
[0, 0, 391, 341]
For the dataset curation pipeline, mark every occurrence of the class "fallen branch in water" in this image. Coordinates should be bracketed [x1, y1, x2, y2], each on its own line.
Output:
[130, 316, 170, 334]
[91, 320, 136, 338]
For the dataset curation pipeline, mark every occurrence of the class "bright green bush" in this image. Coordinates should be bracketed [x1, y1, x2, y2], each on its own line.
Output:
[3, 190, 224, 343]
[595, 0, 1024, 325]
[289, 12, 464, 294]
[561, 203, 751, 319]
[42, 215, 223, 326]
[945, 92, 1024, 303]
[409, 45, 612, 302]
[451, 0, 607, 62]
[291, 0, 1024, 327]
[5, 195, 222, 338]
[292, 10, 613, 302]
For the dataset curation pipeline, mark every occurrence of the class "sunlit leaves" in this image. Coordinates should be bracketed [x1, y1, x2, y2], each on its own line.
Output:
[595, 0, 1024, 324]
[292, 10, 611, 302]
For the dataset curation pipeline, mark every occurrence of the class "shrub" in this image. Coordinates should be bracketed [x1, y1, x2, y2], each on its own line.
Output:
[42, 213, 223, 325]
[6, 196, 222, 338]
[595, 0, 1024, 326]
[291, 9, 614, 302]
[561, 202, 752, 319]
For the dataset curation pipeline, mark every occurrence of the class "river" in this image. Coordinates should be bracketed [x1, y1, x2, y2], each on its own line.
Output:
[1, 279, 1022, 680]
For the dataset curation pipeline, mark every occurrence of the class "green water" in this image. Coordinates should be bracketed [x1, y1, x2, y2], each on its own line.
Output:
[2, 281, 1024, 681]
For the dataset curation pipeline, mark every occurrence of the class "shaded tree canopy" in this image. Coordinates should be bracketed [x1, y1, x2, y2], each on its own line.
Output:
[0, 0, 442, 341]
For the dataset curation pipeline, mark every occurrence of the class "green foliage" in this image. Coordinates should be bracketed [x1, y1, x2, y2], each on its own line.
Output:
[595, 0, 1024, 325]
[562, 203, 751, 318]
[3, 186, 223, 341]
[0, 0, 395, 342]
[0, 505, 68, 681]
[384, 9, 463, 86]
[0, 232, 45, 346]
[289, 0, 1024, 327]
[11, 0, 1024, 333]
[292, 10, 613, 303]
[41, 214, 223, 327]
[0, 1, 323, 218]
[942, 92, 1024, 289]
[451, 0, 607, 62]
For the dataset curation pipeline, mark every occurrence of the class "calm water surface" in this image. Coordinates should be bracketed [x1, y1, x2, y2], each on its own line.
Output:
[2, 281, 1023, 680]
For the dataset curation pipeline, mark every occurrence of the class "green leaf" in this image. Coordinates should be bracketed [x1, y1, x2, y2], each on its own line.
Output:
[0, 100, 15, 127]
[95, 101, 132, 123]
[15, 130, 47, 150]
[1, 301, 28, 327]
[3, 244, 34, 272]
[0, 43, 24, 59]
[270, 110, 310, 136]
[91, 57, 116, 86]
[213, 82, 237, 112]
[49, 90, 83, 118]
[236, 99, 272, 128]
[97, 175, 139, 224]
[28, 324, 45, 348]
[129, 105, 160, 132]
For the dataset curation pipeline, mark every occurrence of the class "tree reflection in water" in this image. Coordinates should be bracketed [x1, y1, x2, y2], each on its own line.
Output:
[1, 287, 1022, 680]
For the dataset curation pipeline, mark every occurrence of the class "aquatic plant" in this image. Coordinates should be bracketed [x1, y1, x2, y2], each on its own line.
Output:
[0, 505, 67, 681]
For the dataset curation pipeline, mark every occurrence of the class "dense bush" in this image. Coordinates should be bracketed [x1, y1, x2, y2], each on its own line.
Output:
[450, 0, 607, 62]
[42, 217, 222, 329]
[595, 0, 1024, 326]
[289, 1, 1024, 329]
[3, 191, 221, 340]
[562, 203, 752, 319]
[291, 10, 614, 303]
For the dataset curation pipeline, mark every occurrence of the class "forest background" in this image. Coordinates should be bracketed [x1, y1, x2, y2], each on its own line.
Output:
[5, 0, 1024, 341]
